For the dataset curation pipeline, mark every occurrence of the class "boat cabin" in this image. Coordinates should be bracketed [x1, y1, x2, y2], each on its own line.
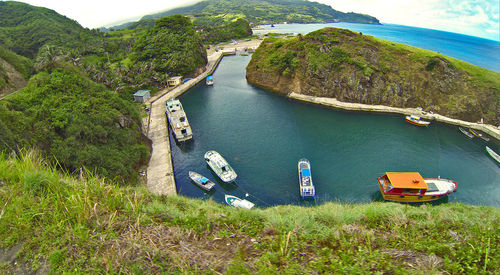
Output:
[379, 172, 429, 196]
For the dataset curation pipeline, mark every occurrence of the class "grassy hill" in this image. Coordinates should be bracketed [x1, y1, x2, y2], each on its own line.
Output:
[0, 46, 32, 97]
[0, 1, 98, 59]
[246, 28, 500, 124]
[142, 0, 380, 25]
[0, 151, 498, 273]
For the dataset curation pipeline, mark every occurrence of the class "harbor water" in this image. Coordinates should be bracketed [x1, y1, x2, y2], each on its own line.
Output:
[171, 55, 500, 208]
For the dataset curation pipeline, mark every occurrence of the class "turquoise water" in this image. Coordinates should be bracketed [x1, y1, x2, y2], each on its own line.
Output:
[170, 55, 500, 208]
[253, 23, 500, 73]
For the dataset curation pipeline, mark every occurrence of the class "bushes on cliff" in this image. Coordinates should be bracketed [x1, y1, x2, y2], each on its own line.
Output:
[0, 67, 148, 181]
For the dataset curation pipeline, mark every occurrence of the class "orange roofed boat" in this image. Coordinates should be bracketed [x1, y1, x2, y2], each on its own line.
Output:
[377, 172, 457, 203]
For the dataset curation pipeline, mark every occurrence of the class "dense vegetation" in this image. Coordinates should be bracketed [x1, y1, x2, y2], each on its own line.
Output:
[0, 2, 214, 181]
[0, 152, 498, 273]
[0, 1, 98, 59]
[247, 28, 500, 124]
[0, 67, 148, 180]
[131, 15, 207, 76]
[143, 0, 380, 25]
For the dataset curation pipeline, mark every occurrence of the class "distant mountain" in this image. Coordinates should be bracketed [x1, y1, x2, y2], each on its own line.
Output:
[0, 1, 97, 58]
[141, 0, 380, 25]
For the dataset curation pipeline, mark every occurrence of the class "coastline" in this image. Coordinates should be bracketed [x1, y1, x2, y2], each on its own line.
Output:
[288, 93, 500, 141]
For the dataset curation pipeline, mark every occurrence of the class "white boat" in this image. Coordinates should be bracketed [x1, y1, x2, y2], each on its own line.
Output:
[486, 146, 500, 164]
[206, 75, 214, 86]
[298, 158, 315, 199]
[188, 171, 215, 191]
[225, 195, 254, 209]
[165, 98, 193, 142]
[204, 150, 237, 183]
[405, 115, 430, 126]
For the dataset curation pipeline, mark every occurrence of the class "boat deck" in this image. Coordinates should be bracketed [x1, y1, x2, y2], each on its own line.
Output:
[166, 99, 193, 142]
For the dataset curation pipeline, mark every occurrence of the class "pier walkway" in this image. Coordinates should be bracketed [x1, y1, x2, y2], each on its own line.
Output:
[145, 50, 229, 196]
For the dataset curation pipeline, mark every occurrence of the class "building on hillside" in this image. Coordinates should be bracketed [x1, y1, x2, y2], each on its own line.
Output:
[167, 76, 183, 87]
[133, 89, 150, 102]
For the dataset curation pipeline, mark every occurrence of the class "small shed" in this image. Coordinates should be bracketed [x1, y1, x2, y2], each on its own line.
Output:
[167, 76, 183, 87]
[133, 89, 151, 102]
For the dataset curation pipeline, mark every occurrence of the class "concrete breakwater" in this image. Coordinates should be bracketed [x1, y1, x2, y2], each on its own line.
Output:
[289, 93, 500, 141]
[145, 49, 238, 196]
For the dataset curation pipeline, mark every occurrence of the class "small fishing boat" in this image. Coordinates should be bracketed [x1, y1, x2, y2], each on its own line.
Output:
[206, 75, 214, 86]
[469, 129, 490, 141]
[486, 146, 500, 164]
[204, 150, 237, 183]
[405, 115, 430, 126]
[377, 172, 458, 203]
[188, 171, 215, 191]
[165, 98, 193, 142]
[298, 158, 315, 199]
[225, 194, 254, 209]
[459, 127, 474, 138]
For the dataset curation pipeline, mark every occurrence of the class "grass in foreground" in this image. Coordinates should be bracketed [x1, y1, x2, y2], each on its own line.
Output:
[0, 151, 498, 273]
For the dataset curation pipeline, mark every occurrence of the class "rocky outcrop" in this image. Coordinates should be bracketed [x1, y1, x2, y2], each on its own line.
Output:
[246, 28, 500, 125]
[0, 57, 27, 98]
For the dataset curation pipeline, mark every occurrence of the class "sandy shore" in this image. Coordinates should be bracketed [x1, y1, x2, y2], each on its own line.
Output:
[289, 93, 500, 141]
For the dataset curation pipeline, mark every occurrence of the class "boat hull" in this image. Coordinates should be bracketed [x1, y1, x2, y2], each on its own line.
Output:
[486, 146, 500, 164]
[189, 171, 215, 191]
[225, 195, 254, 209]
[204, 151, 237, 183]
[378, 176, 457, 203]
[298, 158, 315, 199]
[405, 116, 430, 126]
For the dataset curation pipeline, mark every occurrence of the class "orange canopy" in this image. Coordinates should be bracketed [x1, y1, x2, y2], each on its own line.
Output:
[386, 172, 428, 189]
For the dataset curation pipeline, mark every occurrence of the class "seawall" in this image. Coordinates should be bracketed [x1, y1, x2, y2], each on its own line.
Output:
[289, 93, 500, 141]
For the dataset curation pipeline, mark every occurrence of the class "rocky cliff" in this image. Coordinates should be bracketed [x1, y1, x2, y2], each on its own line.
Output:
[246, 28, 500, 124]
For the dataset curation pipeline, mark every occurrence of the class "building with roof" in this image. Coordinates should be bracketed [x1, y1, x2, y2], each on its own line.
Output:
[133, 89, 150, 102]
[167, 76, 183, 87]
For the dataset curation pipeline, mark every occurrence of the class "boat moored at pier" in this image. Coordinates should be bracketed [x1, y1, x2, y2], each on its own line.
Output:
[405, 115, 430, 126]
[377, 172, 457, 203]
[459, 127, 474, 138]
[205, 150, 237, 183]
[165, 98, 193, 142]
[206, 75, 214, 85]
[298, 158, 315, 199]
[469, 129, 490, 141]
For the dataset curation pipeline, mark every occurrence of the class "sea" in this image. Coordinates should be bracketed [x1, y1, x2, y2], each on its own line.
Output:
[170, 23, 500, 208]
[253, 23, 500, 73]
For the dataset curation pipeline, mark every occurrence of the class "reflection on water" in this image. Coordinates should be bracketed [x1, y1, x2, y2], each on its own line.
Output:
[169, 55, 500, 208]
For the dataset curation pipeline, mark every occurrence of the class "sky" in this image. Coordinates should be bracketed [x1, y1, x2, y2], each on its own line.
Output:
[5, 0, 499, 41]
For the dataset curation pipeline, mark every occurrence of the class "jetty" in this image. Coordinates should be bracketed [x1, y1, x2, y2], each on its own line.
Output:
[288, 93, 500, 141]
[145, 48, 242, 196]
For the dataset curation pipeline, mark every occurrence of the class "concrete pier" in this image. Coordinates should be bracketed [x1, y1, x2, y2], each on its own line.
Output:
[289, 93, 500, 141]
[145, 49, 235, 196]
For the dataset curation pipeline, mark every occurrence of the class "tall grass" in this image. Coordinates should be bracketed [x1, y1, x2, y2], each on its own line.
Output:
[0, 151, 498, 273]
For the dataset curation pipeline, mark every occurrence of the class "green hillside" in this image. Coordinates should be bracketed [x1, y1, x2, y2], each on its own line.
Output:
[0, 152, 498, 273]
[246, 28, 500, 124]
[143, 0, 380, 25]
[0, 1, 98, 59]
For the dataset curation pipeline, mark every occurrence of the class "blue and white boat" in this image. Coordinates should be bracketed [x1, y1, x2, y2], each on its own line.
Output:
[206, 75, 214, 86]
[298, 158, 315, 199]
[189, 171, 215, 191]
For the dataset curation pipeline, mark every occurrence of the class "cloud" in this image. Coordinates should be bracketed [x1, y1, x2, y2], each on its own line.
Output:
[313, 0, 499, 41]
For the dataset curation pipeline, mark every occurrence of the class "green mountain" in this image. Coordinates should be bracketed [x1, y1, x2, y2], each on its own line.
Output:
[246, 28, 500, 124]
[142, 0, 380, 25]
[0, 1, 97, 59]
